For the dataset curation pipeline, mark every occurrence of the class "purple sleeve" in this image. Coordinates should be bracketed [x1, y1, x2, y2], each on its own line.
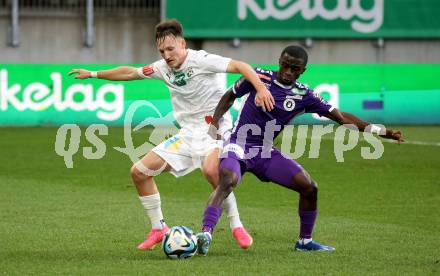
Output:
[231, 77, 254, 98]
[304, 91, 334, 116]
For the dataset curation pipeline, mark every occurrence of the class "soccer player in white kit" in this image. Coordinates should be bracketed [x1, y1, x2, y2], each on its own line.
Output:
[69, 19, 275, 250]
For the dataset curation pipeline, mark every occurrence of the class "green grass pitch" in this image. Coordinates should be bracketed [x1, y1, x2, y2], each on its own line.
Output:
[1, 126, 439, 275]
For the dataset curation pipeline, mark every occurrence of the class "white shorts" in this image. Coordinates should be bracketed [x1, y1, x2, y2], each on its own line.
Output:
[152, 116, 232, 177]
[152, 130, 219, 177]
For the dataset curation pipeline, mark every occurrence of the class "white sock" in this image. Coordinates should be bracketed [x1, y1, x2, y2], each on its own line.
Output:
[299, 238, 313, 245]
[139, 193, 165, 230]
[222, 192, 243, 230]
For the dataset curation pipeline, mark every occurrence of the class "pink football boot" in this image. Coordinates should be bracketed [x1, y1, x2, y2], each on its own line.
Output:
[232, 227, 253, 249]
[137, 225, 170, 250]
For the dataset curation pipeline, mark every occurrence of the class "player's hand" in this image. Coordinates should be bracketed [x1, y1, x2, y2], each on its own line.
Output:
[68, 69, 92, 79]
[255, 87, 275, 112]
[207, 123, 221, 140]
[382, 129, 404, 144]
[391, 130, 404, 144]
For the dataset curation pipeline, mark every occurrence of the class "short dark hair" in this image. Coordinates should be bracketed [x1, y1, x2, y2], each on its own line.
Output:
[155, 19, 184, 43]
[281, 45, 308, 64]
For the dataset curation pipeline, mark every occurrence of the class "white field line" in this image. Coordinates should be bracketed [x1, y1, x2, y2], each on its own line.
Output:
[135, 126, 440, 147]
[319, 137, 440, 147]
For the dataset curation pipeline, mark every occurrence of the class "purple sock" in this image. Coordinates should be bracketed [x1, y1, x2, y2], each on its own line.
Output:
[298, 210, 317, 239]
[202, 205, 222, 234]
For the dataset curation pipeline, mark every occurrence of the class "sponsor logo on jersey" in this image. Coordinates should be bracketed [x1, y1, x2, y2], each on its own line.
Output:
[291, 88, 307, 95]
[174, 72, 187, 86]
[171, 71, 187, 86]
[288, 94, 303, 100]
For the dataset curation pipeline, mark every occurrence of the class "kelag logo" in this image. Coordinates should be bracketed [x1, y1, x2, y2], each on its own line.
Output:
[0, 69, 124, 121]
[238, 0, 384, 33]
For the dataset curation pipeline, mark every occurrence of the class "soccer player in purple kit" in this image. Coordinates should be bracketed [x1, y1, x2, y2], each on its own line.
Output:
[196, 45, 404, 254]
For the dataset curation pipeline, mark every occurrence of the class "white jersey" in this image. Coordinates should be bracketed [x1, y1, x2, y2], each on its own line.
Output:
[137, 49, 232, 134]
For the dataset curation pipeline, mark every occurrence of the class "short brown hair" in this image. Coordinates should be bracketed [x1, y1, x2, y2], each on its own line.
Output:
[155, 19, 184, 43]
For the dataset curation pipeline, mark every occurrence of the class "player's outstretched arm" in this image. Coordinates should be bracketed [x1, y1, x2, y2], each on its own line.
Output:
[226, 60, 274, 112]
[208, 89, 237, 140]
[68, 66, 142, 81]
[325, 109, 404, 143]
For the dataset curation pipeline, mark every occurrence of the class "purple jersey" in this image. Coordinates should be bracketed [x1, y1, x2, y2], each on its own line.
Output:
[229, 68, 334, 148]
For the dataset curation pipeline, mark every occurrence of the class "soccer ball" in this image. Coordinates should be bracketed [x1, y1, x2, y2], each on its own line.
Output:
[162, 226, 198, 259]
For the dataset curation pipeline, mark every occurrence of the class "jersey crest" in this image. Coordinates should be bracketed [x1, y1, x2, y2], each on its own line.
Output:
[186, 66, 194, 78]
[283, 97, 296, 111]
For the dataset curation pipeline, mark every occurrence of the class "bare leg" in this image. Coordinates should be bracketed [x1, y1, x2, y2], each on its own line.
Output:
[131, 151, 172, 250]
[130, 150, 171, 196]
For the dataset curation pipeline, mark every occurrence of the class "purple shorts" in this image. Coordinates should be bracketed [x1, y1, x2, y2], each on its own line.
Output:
[220, 144, 303, 189]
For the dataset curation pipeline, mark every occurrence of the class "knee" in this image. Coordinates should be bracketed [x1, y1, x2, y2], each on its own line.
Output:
[302, 181, 318, 198]
[219, 169, 238, 192]
[130, 163, 152, 184]
[218, 181, 234, 198]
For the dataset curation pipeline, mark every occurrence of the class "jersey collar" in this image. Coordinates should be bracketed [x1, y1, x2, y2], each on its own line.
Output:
[274, 79, 294, 89]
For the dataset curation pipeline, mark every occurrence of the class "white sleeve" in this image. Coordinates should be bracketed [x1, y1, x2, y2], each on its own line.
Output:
[136, 60, 163, 80]
[197, 50, 231, 73]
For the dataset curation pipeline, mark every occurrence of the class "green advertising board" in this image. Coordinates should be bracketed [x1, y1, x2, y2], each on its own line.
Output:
[0, 65, 172, 126]
[0, 64, 439, 126]
[165, 0, 440, 38]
